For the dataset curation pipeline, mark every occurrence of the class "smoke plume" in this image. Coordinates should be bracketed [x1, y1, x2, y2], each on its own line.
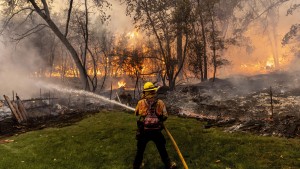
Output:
[0, 38, 45, 99]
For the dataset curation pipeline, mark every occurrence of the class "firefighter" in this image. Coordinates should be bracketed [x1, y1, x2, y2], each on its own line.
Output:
[133, 82, 176, 169]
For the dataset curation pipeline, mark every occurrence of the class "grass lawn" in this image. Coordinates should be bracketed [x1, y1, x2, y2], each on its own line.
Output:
[0, 111, 299, 169]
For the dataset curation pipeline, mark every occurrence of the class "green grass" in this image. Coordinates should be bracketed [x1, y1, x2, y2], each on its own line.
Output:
[0, 111, 299, 169]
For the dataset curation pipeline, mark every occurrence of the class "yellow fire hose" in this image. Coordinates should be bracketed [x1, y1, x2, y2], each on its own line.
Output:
[128, 106, 188, 168]
[164, 126, 189, 169]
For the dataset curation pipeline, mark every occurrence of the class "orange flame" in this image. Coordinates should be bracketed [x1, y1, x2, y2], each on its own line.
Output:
[265, 55, 275, 70]
[118, 81, 126, 88]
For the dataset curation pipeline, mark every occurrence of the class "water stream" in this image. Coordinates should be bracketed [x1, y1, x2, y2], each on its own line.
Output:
[36, 82, 136, 112]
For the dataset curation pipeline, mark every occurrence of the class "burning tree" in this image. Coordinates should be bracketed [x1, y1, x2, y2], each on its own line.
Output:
[124, 0, 192, 90]
[119, 49, 144, 98]
[187, 0, 291, 80]
[123, 0, 289, 87]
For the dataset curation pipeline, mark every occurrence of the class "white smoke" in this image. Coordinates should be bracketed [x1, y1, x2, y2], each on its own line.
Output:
[0, 39, 44, 99]
[107, 0, 134, 34]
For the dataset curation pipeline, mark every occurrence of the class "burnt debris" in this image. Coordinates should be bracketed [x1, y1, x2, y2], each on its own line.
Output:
[163, 72, 300, 138]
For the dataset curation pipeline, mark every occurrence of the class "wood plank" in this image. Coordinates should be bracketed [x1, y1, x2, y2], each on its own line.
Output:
[3, 95, 22, 123]
[12, 102, 25, 122]
[16, 96, 28, 121]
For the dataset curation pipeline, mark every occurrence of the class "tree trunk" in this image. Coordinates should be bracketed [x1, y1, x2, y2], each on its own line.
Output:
[192, 22, 204, 81]
[134, 71, 139, 100]
[28, 0, 90, 90]
[99, 52, 108, 92]
[177, 22, 183, 80]
[199, 8, 208, 81]
[209, 6, 217, 82]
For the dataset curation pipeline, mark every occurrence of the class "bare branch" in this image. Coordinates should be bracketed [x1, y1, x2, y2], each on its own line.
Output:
[252, 0, 289, 20]
[65, 0, 73, 37]
[41, 0, 50, 17]
[16, 9, 35, 30]
[1, 7, 33, 34]
[84, 0, 89, 67]
[13, 24, 48, 41]
[142, 1, 166, 60]
[28, 0, 45, 18]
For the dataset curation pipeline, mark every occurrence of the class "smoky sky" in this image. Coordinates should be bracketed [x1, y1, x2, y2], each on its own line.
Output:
[108, 0, 134, 33]
[0, 0, 300, 100]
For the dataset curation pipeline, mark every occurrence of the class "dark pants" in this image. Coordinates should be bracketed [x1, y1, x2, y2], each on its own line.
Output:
[133, 130, 171, 169]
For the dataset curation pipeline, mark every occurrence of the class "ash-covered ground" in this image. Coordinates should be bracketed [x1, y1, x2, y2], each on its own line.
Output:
[1, 71, 300, 138]
[163, 71, 300, 138]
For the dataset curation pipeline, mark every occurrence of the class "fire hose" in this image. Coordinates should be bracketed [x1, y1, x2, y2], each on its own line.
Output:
[39, 83, 188, 168]
[127, 105, 189, 169]
[163, 125, 189, 169]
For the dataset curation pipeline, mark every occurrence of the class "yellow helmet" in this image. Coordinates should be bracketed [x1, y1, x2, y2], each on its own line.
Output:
[143, 82, 158, 92]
